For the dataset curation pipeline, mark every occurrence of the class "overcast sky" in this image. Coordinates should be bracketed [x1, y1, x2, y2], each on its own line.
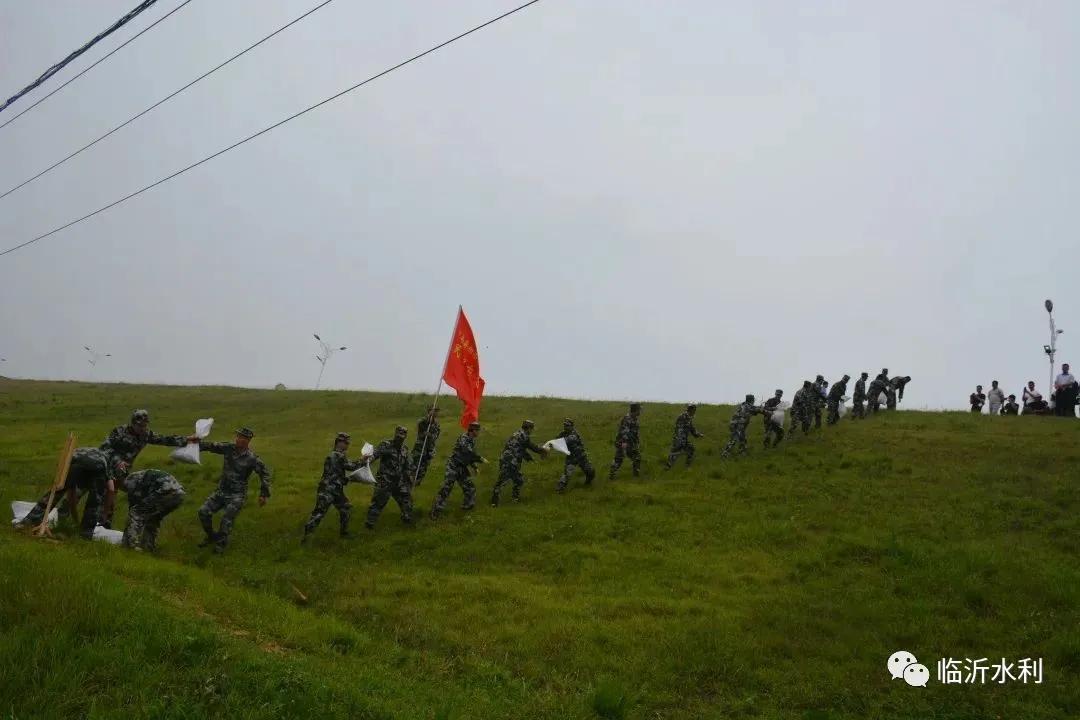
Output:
[0, 0, 1077, 409]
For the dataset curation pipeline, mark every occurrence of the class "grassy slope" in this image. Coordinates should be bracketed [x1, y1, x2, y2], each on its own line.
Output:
[0, 378, 1078, 720]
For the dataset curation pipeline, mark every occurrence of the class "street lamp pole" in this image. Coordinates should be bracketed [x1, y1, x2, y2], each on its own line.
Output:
[313, 334, 347, 390]
[1044, 300, 1063, 403]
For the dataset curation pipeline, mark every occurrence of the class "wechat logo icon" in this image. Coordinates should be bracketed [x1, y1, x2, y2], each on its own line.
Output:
[888, 650, 929, 687]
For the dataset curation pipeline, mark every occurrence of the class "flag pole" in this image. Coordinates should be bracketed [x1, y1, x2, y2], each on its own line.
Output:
[412, 306, 461, 487]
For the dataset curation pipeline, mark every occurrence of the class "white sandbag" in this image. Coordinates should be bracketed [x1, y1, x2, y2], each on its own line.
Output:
[11, 500, 57, 528]
[838, 402, 848, 418]
[543, 438, 571, 456]
[171, 417, 214, 465]
[771, 401, 790, 426]
[878, 392, 887, 405]
[347, 443, 377, 485]
[348, 464, 376, 485]
[92, 525, 123, 544]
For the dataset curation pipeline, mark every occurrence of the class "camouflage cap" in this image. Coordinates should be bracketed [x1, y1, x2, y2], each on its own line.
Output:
[629, 402, 642, 412]
[335, 432, 351, 443]
[815, 374, 824, 382]
[861, 371, 869, 378]
[131, 409, 150, 425]
[394, 425, 408, 436]
[467, 421, 481, 432]
[745, 394, 755, 403]
[563, 417, 574, 426]
[522, 419, 535, 430]
[775, 389, 783, 396]
[686, 403, 698, 411]
[842, 374, 850, 381]
[235, 427, 255, 438]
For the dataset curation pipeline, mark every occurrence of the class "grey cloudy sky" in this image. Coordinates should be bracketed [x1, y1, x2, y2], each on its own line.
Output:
[1, 0, 1077, 409]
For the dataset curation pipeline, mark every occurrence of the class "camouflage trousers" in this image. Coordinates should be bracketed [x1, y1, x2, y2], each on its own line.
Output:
[851, 399, 865, 419]
[813, 404, 823, 429]
[557, 454, 595, 491]
[123, 475, 185, 551]
[886, 390, 897, 410]
[304, 482, 352, 536]
[666, 439, 695, 468]
[867, 395, 883, 414]
[366, 477, 413, 526]
[492, 460, 525, 505]
[789, 408, 811, 435]
[411, 446, 436, 486]
[431, 464, 476, 518]
[721, 423, 749, 457]
[763, 417, 784, 447]
[18, 448, 111, 539]
[826, 399, 841, 425]
[608, 443, 641, 479]
[198, 490, 246, 549]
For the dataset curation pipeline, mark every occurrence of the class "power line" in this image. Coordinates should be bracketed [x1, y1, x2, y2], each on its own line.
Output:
[0, 0, 194, 132]
[0, 0, 543, 260]
[0, 1, 161, 114]
[0, 0, 336, 202]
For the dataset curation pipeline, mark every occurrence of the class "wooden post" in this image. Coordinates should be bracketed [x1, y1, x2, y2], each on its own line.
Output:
[34, 432, 76, 538]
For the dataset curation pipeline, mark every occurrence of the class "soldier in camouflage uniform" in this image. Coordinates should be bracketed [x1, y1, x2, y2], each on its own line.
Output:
[302, 432, 364, 542]
[888, 375, 911, 409]
[811, 375, 827, 429]
[430, 421, 486, 519]
[867, 370, 890, 414]
[664, 403, 703, 469]
[789, 381, 814, 437]
[363, 426, 416, 527]
[491, 420, 547, 506]
[721, 395, 764, 457]
[762, 389, 785, 448]
[609, 402, 642, 480]
[411, 407, 441, 487]
[826, 374, 851, 425]
[197, 427, 272, 553]
[120, 469, 186, 551]
[98, 409, 194, 527]
[15, 446, 121, 539]
[851, 372, 869, 419]
[555, 418, 595, 493]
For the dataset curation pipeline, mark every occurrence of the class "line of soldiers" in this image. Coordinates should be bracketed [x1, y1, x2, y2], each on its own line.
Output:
[16, 375, 911, 549]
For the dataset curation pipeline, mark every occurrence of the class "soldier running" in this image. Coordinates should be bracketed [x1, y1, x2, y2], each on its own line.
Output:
[303, 432, 365, 542]
[721, 395, 764, 457]
[555, 418, 595, 493]
[491, 420, 547, 506]
[664, 403, 703, 469]
[609, 402, 642, 480]
[363, 426, 415, 528]
[196, 427, 272, 553]
[430, 422, 486, 519]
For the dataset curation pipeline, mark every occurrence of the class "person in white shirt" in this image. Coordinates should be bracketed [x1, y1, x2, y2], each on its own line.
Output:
[1022, 381, 1046, 414]
[1054, 363, 1077, 417]
[987, 380, 1005, 415]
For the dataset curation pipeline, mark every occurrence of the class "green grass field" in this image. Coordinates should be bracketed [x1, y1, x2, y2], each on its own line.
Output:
[1, 378, 1078, 719]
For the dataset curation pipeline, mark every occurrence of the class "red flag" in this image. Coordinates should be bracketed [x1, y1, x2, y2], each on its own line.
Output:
[442, 307, 485, 428]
